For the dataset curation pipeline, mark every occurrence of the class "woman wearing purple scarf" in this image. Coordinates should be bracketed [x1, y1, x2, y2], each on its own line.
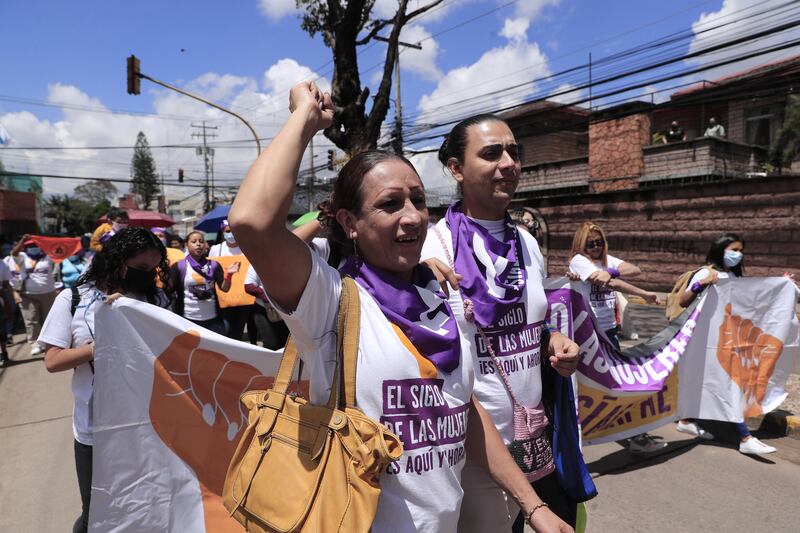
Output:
[229, 82, 571, 533]
[422, 114, 589, 533]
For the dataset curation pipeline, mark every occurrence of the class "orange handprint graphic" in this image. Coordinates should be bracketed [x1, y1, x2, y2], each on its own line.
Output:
[149, 331, 293, 531]
[717, 304, 783, 418]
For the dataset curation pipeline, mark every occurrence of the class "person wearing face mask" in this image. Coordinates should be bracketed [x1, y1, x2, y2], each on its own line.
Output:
[209, 221, 257, 343]
[675, 233, 778, 455]
[90, 208, 129, 252]
[37, 227, 170, 533]
[168, 231, 239, 335]
[10, 234, 61, 356]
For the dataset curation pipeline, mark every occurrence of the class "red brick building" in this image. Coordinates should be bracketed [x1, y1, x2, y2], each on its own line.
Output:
[0, 189, 40, 236]
[508, 57, 800, 290]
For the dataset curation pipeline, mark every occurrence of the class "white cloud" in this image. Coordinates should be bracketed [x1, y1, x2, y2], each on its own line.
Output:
[0, 59, 333, 201]
[514, 0, 561, 20]
[257, 0, 298, 20]
[372, 0, 460, 23]
[416, 18, 551, 123]
[500, 17, 530, 44]
[686, 0, 800, 80]
[398, 25, 442, 81]
[407, 149, 457, 206]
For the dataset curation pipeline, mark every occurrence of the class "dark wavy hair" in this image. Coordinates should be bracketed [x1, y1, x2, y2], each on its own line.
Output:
[78, 227, 169, 300]
[706, 232, 745, 277]
[318, 150, 419, 251]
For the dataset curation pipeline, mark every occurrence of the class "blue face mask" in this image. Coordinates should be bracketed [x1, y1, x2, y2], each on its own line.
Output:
[26, 247, 43, 258]
[223, 231, 236, 245]
[723, 250, 743, 268]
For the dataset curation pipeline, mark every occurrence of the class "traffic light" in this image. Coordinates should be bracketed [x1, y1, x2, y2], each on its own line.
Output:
[178, 168, 184, 183]
[127, 55, 141, 95]
[327, 149, 335, 171]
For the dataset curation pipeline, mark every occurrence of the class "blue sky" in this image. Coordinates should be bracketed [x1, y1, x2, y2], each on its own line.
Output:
[1, 0, 797, 201]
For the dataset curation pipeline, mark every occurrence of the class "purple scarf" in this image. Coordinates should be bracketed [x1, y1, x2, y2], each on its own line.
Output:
[339, 258, 461, 373]
[445, 202, 527, 328]
[185, 255, 215, 282]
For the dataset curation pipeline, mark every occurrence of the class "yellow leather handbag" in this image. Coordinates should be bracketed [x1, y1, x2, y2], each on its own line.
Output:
[223, 277, 403, 532]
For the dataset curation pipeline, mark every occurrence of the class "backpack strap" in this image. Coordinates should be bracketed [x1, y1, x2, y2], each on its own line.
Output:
[70, 286, 81, 316]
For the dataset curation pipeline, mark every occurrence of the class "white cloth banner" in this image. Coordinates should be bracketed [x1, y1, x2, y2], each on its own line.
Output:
[545, 277, 798, 444]
[90, 298, 299, 532]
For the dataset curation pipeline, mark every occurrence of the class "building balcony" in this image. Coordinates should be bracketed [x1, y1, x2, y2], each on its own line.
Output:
[640, 136, 766, 186]
[518, 156, 589, 195]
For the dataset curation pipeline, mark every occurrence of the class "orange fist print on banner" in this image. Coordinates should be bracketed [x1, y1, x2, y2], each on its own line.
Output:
[149, 331, 285, 532]
[716, 304, 783, 418]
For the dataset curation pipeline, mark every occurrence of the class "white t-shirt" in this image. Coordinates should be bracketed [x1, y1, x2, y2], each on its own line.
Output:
[0, 259, 10, 284]
[38, 286, 105, 445]
[421, 218, 547, 444]
[208, 241, 241, 257]
[4, 255, 24, 291]
[15, 252, 58, 294]
[182, 263, 217, 321]
[309, 237, 347, 269]
[686, 268, 732, 291]
[38, 286, 168, 446]
[244, 264, 266, 309]
[568, 253, 624, 331]
[274, 250, 475, 533]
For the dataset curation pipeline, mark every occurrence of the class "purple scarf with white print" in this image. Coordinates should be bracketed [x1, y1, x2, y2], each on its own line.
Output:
[339, 258, 461, 373]
[186, 255, 215, 282]
[445, 202, 527, 328]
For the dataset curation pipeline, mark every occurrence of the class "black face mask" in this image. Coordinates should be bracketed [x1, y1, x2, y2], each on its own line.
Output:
[121, 266, 155, 293]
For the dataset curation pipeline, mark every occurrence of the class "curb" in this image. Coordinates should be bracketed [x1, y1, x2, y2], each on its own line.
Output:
[749, 410, 800, 439]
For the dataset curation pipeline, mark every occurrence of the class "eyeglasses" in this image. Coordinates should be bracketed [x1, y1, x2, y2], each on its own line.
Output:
[585, 238, 605, 250]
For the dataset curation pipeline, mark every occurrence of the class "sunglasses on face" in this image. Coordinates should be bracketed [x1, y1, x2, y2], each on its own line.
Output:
[585, 238, 605, 250]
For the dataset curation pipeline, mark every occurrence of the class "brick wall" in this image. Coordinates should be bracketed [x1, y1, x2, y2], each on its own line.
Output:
[727, 94, 787, 145]
[0, 190, 40, 235]
[517, 130, 587, 167]
[588, 113, 651, 192]
[519, 157, 588, 192]
[514, 175, 800, 290]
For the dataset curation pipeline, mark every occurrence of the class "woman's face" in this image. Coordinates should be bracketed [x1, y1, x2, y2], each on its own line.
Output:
[120, 248, 162, 278]
[452, 121, 521, 216]
[338, 160, 428, 280]
[169, 238, 181, 249]
[584, 230, 605, 260]
[186, 233, 206, 258]
[725, 241, 744, 253]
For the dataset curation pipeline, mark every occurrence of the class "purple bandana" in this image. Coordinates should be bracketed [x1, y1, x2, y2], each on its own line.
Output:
[339, 258, 461, 373]
[185, 255, 215, 282]
[445, 202, 527, 328]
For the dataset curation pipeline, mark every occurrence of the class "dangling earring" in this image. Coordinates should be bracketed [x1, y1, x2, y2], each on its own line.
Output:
[350, 234, 360, 267]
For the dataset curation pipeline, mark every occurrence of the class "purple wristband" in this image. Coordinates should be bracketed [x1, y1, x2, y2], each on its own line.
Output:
[607, 267, 620, 279]
[690, 281, 704, 294]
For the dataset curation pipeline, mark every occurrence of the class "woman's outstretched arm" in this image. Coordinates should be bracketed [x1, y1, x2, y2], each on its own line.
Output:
[229, 82, 333, 312]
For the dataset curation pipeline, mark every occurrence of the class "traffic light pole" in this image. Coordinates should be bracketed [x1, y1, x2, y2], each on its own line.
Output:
[127, 57, 261, 156]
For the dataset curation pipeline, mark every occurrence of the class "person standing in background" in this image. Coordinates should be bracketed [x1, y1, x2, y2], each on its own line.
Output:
[11, 234, 60, 356]
[90, 208, 129, 252]
[209, 220, 256, 343]
[704, 117, 726, 138]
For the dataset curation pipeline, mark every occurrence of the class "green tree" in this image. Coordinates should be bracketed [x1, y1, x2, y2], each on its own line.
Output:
[769, 94, 800, 171]
[130, 131, 159, 208]
[297, 0, 443, 155]
[74, 180, 118, 205]
[44, 193, 111, 235]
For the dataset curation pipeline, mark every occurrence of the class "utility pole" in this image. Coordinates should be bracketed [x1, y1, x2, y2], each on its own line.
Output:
[373, 37, 422, 156]
[192, 121, 217, 212]
[308, 137, 316, 211]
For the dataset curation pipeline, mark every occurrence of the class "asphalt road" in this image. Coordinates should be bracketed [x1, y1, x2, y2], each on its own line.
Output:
[2, 330, 798, 533]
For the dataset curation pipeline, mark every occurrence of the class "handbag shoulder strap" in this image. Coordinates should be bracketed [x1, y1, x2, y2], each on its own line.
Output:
[271, 275, 361, 409]
[329, 276, 360, 410]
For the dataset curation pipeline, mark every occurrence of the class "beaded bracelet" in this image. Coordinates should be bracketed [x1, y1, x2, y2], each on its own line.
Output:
[607, 266, 620, 278]
[525, 502, 549, 524]
[690, 281, 704, 294]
